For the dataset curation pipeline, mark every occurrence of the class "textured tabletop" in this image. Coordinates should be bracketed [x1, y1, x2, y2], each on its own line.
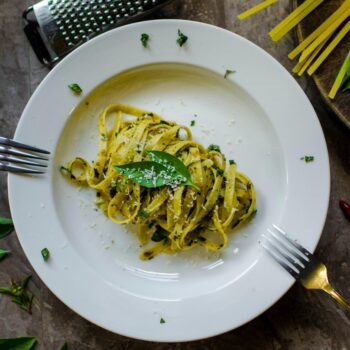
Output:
[0, 1, 350, 349]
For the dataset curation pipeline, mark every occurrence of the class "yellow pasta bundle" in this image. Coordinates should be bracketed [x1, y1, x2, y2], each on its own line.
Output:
[61, 104, 256, 260]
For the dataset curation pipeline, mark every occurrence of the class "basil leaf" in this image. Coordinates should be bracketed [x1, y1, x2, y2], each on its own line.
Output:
[114, 161, 174, 188]
[146, 151, 199, 190]
[68, 83, 82, 95]
[207, 144, 221, 152]
[0, 337, 37, 350]
[176, 29, 188, 47]
[41, 248, 50, 261]
[0, 275, 33, 313]
[0, 248, 9, 261]
[151, 227, 169, 242]
[0, 217, 14, 239]
[60, 342, 69, 350]
[137, 210, 150, 218]
[300, 156, 314, 163]
[140, 33, 150, 48]
[160, 317, 166, 324]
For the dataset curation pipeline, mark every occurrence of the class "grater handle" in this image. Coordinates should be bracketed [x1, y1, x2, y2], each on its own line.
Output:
[23, 7, 52, 66]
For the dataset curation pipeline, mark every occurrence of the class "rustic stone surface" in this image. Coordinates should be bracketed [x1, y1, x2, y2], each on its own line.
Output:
[0, 1, 349, 349]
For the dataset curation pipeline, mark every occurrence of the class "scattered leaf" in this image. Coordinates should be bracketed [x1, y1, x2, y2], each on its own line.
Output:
[300, 155, 314, 163]
[224, 69, 236, 79]
[0, 337, 37, 350]
[140, 33, 150, 48]
[41, 248, 50, 261]
[176, 29, 188, 47]
[0, 275, 33, 313]
[0, 248, 10, 261]
[68, 83, 82, 95]
[151, 227, 169, 242]
[0, 217, 14, 239]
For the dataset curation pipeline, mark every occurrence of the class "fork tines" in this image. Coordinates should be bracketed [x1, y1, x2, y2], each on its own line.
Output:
[0, 136, 50, 174]
[262, 225, 312, 279]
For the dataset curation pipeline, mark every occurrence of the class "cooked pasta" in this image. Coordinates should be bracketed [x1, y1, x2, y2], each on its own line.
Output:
[61, 104, 256, 260]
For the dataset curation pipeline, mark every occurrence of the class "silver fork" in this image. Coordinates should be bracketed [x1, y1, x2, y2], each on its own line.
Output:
[263, 225, 350, 311]
[0, 136, 50, 174]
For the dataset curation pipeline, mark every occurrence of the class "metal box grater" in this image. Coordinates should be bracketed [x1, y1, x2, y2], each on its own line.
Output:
[23, 0, 174, 66]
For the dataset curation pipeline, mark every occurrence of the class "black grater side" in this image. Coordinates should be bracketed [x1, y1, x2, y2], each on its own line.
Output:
[23, 0, 175, 67]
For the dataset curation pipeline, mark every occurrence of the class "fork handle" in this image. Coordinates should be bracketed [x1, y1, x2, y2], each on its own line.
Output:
[323, 284, 350, 312]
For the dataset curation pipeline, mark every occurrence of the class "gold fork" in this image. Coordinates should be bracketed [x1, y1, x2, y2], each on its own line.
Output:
[263, 225, 350, 311]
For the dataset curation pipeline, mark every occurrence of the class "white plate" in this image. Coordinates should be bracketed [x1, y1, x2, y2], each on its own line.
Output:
[8, 20, 330, 341]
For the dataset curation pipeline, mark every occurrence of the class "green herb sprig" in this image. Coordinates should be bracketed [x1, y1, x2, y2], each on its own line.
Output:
[224, 69, 236, 79]
[0, 337, 37, 350]
[300, 155, 314, 163]
[0, 217, 14, 239]
[151, 227, 169, 242]
[138, 210, 150, 218]
[140, 33, 150, 48]
[0, 248, 9, 261]
[114, 151, 200, 191]
[0, 275, 33, 313]
[207, 144, 221, 152]
[41, 248, 50, 261]
[176, 29, 188, 47]
[68, 83, 82, 95]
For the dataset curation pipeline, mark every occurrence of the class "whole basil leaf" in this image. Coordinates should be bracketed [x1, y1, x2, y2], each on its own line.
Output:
[0, 248, 9, 261]
[0, 337, 37, 350]
[147, 151, 199, 191]
[0, 217, 14, 239]
[114, 161, 174, 188]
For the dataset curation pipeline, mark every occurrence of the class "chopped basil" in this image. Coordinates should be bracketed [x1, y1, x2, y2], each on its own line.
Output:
[229, 159, 236, 165]
[0, 248, 9, 261]
[190, 120, 195, 126]
[0, 337, 37, 350]
[140, 33, 150, 47]
[176, 29, 188, 47]
[0, 275, 33, 313]
[41, 248, 50, 261]
[252, 208, 257, 216]
[207, 144, 221, 152]
[138, 210, 150, 218]
[300, 156, 314, 163]
[216, 168, 224, 176]
[0, 217, 14, 239]
[151, 227, 169, 242]
[68, 83, 82, 95]
[160, 317, 166, 324]
[224, 69, 236, 79]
